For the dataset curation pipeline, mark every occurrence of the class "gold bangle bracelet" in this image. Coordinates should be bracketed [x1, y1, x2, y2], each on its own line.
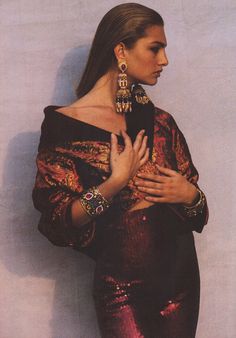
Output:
[183, 189, 206, 217]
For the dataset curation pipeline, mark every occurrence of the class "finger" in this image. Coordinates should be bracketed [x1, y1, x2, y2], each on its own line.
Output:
[135, 180, 164, 190]
[156, 164, 178, 177]
[139, 147, 149, 166]
[133, 129, 146, 152]
[110, 133, 118, 154]
[145, 195, 168, 203]
[120, 129, 132, 149]
[137, 135, 148, 159]
[137, 172, 169, 183]
[137, 186, 163, 195]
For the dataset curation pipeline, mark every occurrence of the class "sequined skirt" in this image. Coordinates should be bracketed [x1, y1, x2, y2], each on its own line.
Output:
[93, 205, 200, 338]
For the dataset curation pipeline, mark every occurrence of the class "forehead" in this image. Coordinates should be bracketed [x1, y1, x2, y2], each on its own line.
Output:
[140, 25, 167, 46]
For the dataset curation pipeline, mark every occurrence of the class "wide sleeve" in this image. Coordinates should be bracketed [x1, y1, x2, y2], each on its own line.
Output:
[32, 147, 97, 254]
[169, 115, 209, 233]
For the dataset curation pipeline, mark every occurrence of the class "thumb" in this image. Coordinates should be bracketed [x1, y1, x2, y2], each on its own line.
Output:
[110, 133, 118, 154]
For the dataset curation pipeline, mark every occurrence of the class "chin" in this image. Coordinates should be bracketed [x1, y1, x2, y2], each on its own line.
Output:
[139, 78, 158, 86]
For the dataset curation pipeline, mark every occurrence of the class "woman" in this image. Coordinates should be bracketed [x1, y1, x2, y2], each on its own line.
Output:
[32, 3, 208, 337]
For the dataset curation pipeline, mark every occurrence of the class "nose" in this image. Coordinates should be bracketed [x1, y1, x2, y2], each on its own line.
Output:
[157, 48, 168, 67]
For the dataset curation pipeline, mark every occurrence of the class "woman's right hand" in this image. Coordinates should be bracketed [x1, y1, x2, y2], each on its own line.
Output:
[71, 130, 149, 227]
[109, 129, 149, 187]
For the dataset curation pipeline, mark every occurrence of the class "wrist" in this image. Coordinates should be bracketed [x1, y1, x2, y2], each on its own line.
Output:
[97, 175, 126, 204]
[109, 174, 128, 190]
[183, 185, 199, 206]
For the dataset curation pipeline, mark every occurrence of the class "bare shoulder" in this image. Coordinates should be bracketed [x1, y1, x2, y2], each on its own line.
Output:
[55, 93, 103, 122]
[55, 97, 90, 118]
[54, 94, 127, 134]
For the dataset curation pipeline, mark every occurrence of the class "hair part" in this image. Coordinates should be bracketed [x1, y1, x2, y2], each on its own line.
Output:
[76, 3, 164, 98]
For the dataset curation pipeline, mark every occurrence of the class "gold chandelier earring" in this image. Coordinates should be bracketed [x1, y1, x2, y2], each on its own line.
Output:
[116, 60, 132, 114]
[132, 84, 150, 105]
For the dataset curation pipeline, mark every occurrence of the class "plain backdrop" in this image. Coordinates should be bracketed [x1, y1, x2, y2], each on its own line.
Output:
[0, 1, 235, 337]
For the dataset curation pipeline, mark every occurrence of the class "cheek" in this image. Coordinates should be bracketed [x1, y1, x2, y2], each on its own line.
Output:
[130, 52, 155, 71]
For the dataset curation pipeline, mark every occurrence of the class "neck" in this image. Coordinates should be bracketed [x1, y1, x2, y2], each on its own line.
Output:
[88, 69, 133, 112]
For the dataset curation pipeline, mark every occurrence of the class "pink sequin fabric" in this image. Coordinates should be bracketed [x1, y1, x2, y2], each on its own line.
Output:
[93, 205, 201, 338]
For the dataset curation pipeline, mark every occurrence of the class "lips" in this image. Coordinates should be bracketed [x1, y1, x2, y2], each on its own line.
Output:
[153, 70, 163, 77]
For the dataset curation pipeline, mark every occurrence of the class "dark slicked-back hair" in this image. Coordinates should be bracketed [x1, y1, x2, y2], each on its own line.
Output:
[76, 3, 164, 98]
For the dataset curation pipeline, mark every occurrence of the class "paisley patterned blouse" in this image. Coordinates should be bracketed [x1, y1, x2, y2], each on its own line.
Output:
[32, 105, 208, 258]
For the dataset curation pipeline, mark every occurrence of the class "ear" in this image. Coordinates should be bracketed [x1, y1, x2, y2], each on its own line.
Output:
[113, 42, 126, 61]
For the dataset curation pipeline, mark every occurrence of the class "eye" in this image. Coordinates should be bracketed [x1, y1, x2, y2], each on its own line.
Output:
[150, 46, 161, 54]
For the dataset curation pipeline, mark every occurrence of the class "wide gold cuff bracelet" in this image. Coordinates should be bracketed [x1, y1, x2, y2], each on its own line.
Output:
[79, 186, 111, 217]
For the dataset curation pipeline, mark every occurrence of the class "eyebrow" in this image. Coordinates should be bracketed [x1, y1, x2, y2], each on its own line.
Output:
[150, 41, 167, 48]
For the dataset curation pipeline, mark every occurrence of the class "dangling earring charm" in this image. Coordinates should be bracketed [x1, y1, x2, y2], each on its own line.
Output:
[132, 84, 150, 105]
[116, 60, 132, 114]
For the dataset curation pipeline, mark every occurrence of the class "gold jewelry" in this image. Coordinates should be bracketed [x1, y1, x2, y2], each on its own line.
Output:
[116, 60, 132, 114]
[132, 84, 150, 105]
[183, 188, 206, 217]
[79, 186, 111, 217]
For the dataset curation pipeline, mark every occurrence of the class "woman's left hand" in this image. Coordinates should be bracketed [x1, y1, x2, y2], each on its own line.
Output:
[134, 164, 198, 205]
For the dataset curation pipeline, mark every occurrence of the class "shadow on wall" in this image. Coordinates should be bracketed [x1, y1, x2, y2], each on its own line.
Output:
[1, 46, 101, 338]
[52, 45, 90, 105]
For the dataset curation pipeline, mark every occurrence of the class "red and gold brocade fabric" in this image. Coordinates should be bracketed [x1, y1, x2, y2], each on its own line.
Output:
[32, 105, 208, 257]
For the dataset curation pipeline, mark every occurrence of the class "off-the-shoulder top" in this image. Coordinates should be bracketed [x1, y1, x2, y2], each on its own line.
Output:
[32, 105, 208, 257]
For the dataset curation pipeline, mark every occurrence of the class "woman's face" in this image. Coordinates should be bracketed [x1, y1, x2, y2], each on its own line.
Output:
[124, 25, 168, 86]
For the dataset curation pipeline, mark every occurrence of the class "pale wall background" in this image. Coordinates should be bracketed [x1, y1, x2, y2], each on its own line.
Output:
[0, 1, 235, 337]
